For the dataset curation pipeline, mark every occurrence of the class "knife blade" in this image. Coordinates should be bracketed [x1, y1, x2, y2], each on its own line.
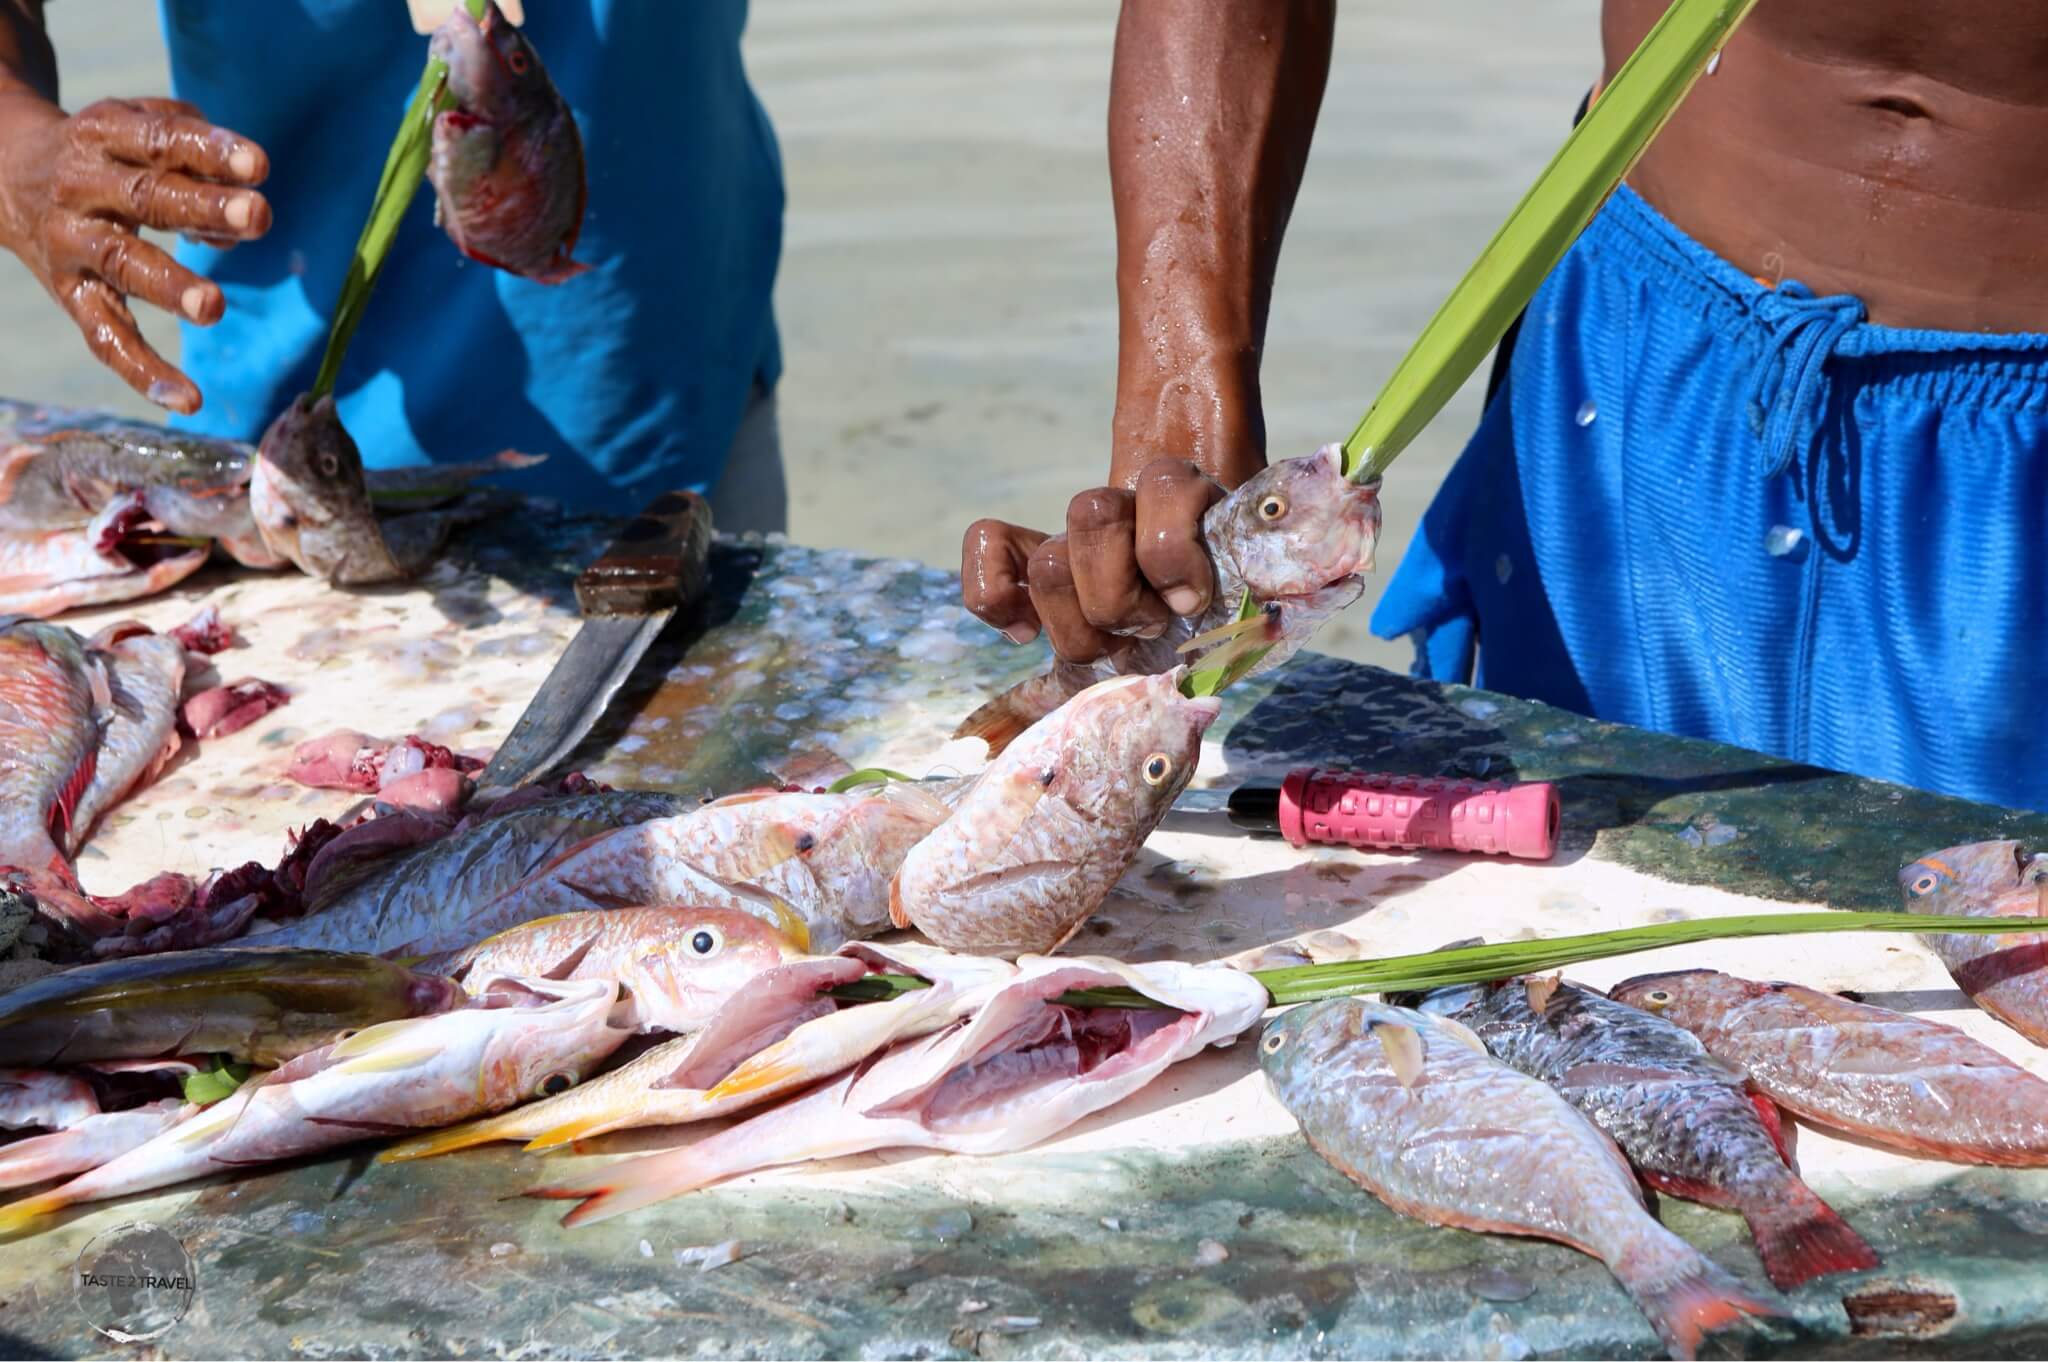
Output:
[471, 489, 714, 802]
[1156, 770, 1558, 860]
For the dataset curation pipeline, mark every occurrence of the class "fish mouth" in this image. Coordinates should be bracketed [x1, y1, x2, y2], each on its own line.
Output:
[428, 7, 495, 109]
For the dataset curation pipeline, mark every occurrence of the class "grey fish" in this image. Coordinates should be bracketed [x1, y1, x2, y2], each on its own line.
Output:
[1260, 997, 1775, 1360]
[1418, 979, 1878, 1290]
[248, 791, 692, 955]
[0, 945, 462, 1065]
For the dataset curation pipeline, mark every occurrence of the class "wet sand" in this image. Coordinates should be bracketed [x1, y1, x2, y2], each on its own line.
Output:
[1, 0, 1595, 669]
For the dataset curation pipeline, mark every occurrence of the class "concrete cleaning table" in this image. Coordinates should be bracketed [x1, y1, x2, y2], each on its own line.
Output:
[2, 511, 2045, 1359]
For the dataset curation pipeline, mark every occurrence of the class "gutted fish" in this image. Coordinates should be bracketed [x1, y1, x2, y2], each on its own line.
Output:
[895, 670, 1218, 956]
[1261, 997, 1775, 1360]
[0, 398, 277, 564]
[955, 445, 1379, 755]
[532, 954, 1267, 1226]
[1899, 840, 2048, 1047]
[1418, 979, 1877, 1289]
[0, 517, 211, 619]
[427, 0, 588, 283]
[382, 941, 1017, 1160]
[1612, 969, 2048, 1166]
[0, 616, 99, 890]
[0, 946, 463, 1066]
[0, 973, 628, 1235]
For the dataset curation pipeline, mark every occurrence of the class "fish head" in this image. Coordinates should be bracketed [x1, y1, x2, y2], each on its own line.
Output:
[432, 0, 555, 127]
[1259, 996, 1406, 1084]
[1609, 968, 1743, 1027]
[1051, 670, 1218, 825]
[1209, 444, 1382, 600]
[250, 394, 382, 580]
[617, 907, 815, 1032]
[472, 975, 625, 1108]
[1898, 840, 2029, 912]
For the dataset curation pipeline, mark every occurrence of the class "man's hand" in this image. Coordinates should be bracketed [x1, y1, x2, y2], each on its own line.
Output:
[0, 93, 270, 414]
[961, 457, 1234, 663]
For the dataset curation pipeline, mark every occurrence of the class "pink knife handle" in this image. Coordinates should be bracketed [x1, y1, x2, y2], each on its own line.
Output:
[1277, 770, 1559, 860]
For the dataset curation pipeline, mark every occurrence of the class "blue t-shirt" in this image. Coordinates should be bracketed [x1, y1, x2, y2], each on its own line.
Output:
[157, 0, 783, 512]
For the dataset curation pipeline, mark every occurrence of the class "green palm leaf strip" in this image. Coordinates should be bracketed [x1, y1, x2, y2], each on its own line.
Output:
[311, 0, 489, 399]
[830, 911, 2037, 1009]
[1341, 0, 1757, 484]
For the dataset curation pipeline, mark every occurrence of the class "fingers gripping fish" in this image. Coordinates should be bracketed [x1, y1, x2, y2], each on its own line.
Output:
[956, 446, 1380, 755]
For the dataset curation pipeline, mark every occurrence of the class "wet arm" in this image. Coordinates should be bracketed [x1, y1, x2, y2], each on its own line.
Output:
[1107, 0, 1333, 489]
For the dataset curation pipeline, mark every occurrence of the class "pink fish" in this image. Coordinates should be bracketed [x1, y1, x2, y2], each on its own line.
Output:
[382, 941, 1017, 1160]
[895, 670, 1219, 956]
[0, 516, 210, 619]
[1612, 969, 2048, 1166]
[1899, 840, 2048, 1047]
[956, 445, 1379, 755]
[0, 974, 628, 1236]
[0, 1069, 99, 1131]
[456, 783, 956, 954]
[532, 954, 1267, 1226]
[425, 904, 811, 1032]
[0, 1099, 190, 1192]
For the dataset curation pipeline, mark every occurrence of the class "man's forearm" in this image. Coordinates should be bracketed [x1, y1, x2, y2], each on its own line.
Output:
[1107, 0, 1333, 488]
[0, 0, 56, 105]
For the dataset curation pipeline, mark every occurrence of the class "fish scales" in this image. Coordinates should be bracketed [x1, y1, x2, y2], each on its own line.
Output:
[1260, 998, 1775, 1360]
[1421, 979, 1877, 1289]
[1613, 969, 2048, 1167]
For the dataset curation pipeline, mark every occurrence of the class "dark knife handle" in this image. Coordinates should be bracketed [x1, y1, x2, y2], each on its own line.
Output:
[574, 489, 714, 619]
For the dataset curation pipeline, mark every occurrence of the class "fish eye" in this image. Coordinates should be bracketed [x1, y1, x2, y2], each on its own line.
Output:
[1642, 989, 1672, 1009]
[1257, 494, 1288, 522]
[1908, 872, 1941, 896]
[1142, 752, 1174, 786]
[1261, 1031, 1287, 1054]
[537, 1070, 577, 1097]
[688, 927, 724, 957]
[318, 453, 340, 477]
[508, 48, 531, 74]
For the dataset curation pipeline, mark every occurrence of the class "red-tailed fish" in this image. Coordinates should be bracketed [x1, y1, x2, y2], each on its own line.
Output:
[1612, 969, 2048, 1167]
[1417, 979, 1876, 1289]
[1260, 997, 1777, 1360]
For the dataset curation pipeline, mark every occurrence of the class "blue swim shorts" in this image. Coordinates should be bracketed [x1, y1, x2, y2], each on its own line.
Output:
[1371, 184, 2048, 812]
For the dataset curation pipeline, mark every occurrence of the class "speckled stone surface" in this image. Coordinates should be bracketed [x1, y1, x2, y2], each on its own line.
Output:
[2, 512, 2046, 1359]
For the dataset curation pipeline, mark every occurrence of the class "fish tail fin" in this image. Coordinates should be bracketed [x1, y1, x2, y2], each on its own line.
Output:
[377, 1109, 532, 1163]
[949, 691, 1039, 758]
[530, 1133, 752, 1228]
[0, 1187, 73, 1237]
[1616, 1243, 1778, 1361]
[951, 666, 1086, 757]
[1743, 1183, 1880, 1290]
